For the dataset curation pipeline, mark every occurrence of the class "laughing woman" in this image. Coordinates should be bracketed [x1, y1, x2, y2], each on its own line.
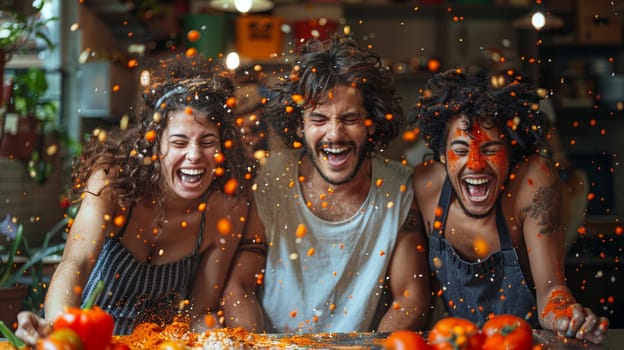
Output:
[14, 56, 266, 344]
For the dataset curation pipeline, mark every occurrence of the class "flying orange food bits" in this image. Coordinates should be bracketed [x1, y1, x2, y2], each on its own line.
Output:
[402, 129, 419, 142]
[214, 167, 224, 177]
[73, 285, 82, 296]
[113, 215, 126, 227]
[285, 105, 294, 113]
[214, 152, 225, 164]
[112, 84, 120, 92]
[187, 29, 200, 42]
[185, 47, 198, 57]
[296, 223, 307, 238]
[435, 206, 443, 217]
[473, 238, 490, 258]
[204, 314, 217, 328]
[587, 193, 595, 201]
[224, 178, 238, 195]
[433, 220, 442, 230]
[181, 221, 188, 228]
[379, 250, 385, 256]
[293, 141, 302, 149]
[145, 130, 156, 142]
[290, 310, 297, 318]
[184, 106, 193, 115]
[392, 302, 400, 310]
[615, 226, 623, 236]
[226, 96, 237, 109]
[364, 119, 373, 127]
[376, 178, 383, 187]
[307, 247, 315, 256]
[224, 139, 233, 149]
[127, 58, 138, 69]
[291, 94, 304, 105]
[256, 273, 264, 285]
[217, 217, 232, 234]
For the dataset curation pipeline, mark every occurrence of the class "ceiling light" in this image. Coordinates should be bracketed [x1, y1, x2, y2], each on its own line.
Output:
[209, 0, 274, 13]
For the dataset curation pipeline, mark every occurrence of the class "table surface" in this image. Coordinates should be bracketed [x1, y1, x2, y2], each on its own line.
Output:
[1, 329, 622, 349]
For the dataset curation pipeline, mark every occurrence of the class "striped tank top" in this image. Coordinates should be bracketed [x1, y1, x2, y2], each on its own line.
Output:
[81, 206, 205, 335]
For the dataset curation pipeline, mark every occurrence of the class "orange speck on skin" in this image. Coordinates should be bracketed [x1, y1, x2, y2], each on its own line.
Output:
[73, 285, 82, 295]
[112, 85, 120, 92]
[416, 244, 425, 253]
[184, 106, 193, 115]
[527, 178, 534, 186]
[256, 273, 264, 285]
[224, 178, 238, 195]
[296, 224, 307, 238]
[113, 215, 126, 227]
[392, 302, 400, 310]
[217, 218, 232, 235]
[181, 220, 188, 228]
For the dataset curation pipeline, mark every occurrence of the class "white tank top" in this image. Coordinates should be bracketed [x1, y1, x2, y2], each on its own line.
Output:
[254, 150, 414, 333]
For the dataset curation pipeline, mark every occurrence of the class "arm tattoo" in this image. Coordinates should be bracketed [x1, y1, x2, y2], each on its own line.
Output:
[522, 183, 560, 235]
[401, 208, 421, 233]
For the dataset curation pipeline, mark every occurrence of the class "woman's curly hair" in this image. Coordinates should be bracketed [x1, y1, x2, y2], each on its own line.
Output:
[266, 34, 404, 154]
[70, 55, 247, 221]
[408, 68, 546, 165]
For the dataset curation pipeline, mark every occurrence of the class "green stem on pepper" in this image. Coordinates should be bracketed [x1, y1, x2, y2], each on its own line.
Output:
[83, 280, 104, 310]
[0, 320, 26, 349]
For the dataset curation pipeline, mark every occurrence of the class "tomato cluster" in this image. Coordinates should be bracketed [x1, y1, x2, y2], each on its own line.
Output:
[384, 314, 534, 350]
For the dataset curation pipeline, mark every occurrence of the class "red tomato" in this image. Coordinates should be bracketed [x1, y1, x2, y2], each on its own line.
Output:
[385, 330, 431, 350]
[428, 317, 484, 350]
[482, 314, 533, 350]
[53, 305, 114, 350]
[36, 328, 85, 350]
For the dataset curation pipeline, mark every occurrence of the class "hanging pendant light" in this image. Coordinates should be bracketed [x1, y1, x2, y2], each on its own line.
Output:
[209, 0, 274, 14]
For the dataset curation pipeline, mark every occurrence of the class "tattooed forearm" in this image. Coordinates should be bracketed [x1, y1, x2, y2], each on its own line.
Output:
[522, 183, 560, 234]
[401, 208, 422, 233]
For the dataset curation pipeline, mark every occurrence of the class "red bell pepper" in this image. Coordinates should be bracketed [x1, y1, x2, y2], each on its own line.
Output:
[53, 281, 114, 350]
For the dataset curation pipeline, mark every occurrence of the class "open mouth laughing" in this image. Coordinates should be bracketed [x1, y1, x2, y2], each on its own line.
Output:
[463, 176, 491, 202]
[178, 168, 205, 184]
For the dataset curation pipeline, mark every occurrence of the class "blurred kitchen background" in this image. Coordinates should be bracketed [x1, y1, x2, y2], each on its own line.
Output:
[0, 0, 622, 326]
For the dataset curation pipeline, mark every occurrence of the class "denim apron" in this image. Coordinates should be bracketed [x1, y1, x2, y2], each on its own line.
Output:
[428, 177, 539, 327]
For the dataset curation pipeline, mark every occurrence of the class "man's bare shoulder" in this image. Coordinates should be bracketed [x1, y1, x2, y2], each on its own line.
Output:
[412, 161, 446, 196]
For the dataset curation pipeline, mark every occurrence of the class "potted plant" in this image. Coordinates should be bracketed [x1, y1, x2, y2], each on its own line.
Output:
[0, 1, 56, 79]
[0, 207, 73, 326]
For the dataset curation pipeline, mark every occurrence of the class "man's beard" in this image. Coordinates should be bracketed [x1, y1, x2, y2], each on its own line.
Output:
[303, 139, 370, 186]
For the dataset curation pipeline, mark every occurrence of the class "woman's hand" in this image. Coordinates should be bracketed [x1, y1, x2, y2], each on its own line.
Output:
[14, 311, 52, 347]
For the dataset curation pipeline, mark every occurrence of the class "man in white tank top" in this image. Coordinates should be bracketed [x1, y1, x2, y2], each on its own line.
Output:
[223, 34, 432, 333]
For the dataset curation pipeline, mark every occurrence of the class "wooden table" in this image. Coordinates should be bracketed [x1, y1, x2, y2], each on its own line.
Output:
[2, 329, 622, 349]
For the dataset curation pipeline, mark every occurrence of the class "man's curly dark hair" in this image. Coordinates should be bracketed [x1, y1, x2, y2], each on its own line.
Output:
[408, 68, 546, 165]
[266, 34, 404, 154]
[70, 55, 246, 223]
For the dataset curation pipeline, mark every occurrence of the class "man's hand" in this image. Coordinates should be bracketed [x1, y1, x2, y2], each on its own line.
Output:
[541, 289, 609, 344]
[14, 311, 52, 347]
